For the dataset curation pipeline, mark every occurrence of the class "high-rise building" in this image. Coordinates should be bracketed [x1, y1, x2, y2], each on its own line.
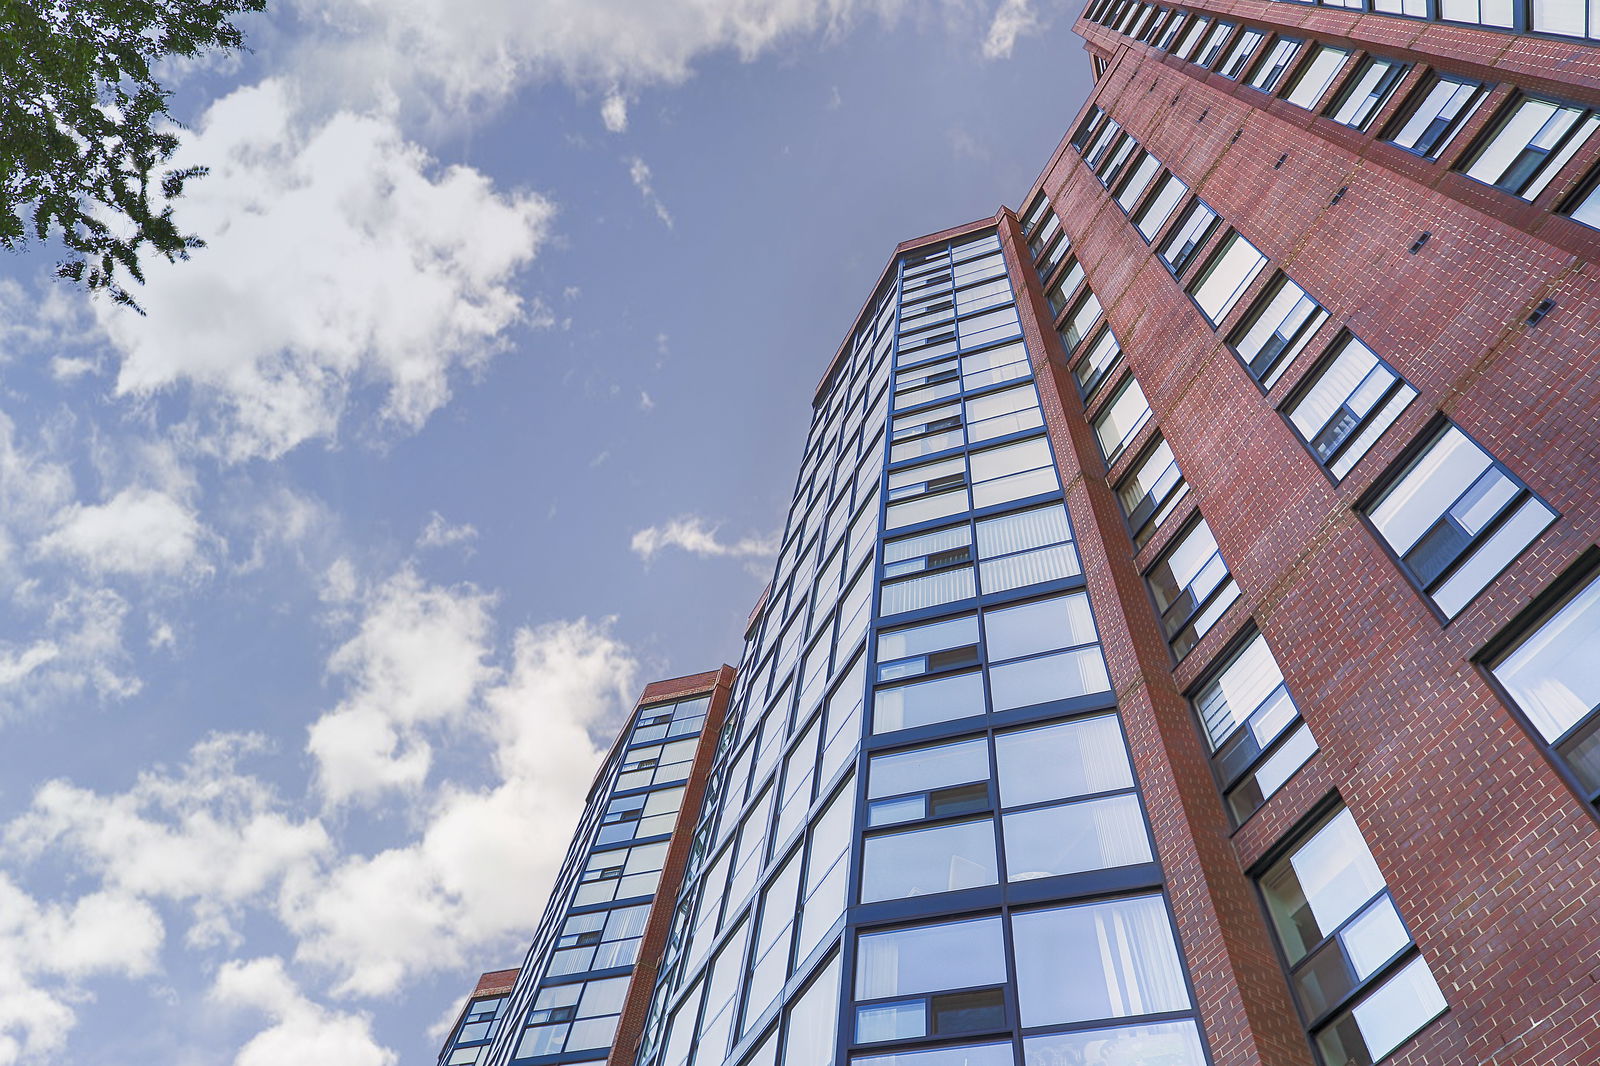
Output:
[445, 5, 1600, 1065]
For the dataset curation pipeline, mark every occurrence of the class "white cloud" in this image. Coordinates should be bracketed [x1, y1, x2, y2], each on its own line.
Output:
[0, 876, 163, 1064]
[627, 156, 675, 229]
[297, 0, 962, 123]
[638, 390, 655, 411]
[307, 568, 498, 806]
[92, 78, 553, 462]
[416, 511, 478, 552]
[631, 514, 779, 563]
[6, 733, 331, 950]
[212, 958, 394, 1066]
[286, 617, 635, 996]
[37, 487, 214, 580]
[601, 89, 629, 132]
[983, 0, 1041, 58]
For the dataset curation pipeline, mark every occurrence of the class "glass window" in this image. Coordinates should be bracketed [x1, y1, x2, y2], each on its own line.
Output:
[1013, 895, 1190, 1026]
[1490, 568, 1600, 806]
[1072, 328, 1122, 399]
[1366, 424, 1557, 618]
[1461, 95, 1600, 201]
[1229, 274, 1327, 387]
[1019, 194, 1051, 236]
[1154, 10, 1188, 50]
[1192, 20, 1233, 67]
[1193, 630, 1317, 821]
[1133, 173, 1187, 242]
[1384, 73, 1485, 159]
[1170, 15, 1211, 61]
[995, 714, 1132, 808]
[976, 504, 1082, 594]
[1046, 259, 1085, 316]
[785, 955, 842, 1066]
[854, 916, 1007, 1042]
[970, 436, 1058, 509]
[877, 614, 980, 683]
[996, 715, 1148, 881]
[516, 976, 631, 1058]
[880, 524, 975, 617]
[867, 736, 990, 827]
[874, 670, 985, 734]
[1249, 38, 1301, 93]
[967, 383, 1043, 443]
[1373, 0, 1428, 12]
[1147, 517, 1240, 659]
[984, 593, 1110, 712]
[1327, 57, 1407, 130]
[860, 818, 998, 902]
[856, 1042, 1013, 1066]
[1158, 199, 1219, 276]
[1059, 291, 1104, 354]
[1189, 232, 1267, 326]
[1285, 46, 1351, 111]
[1259, 808, 1447, 1064]
[1117, 437, 1188, 550]
[961, 340, 1030, 391]
[1439, 0, 1515, 27]
[1285, 334, 1417, 480]
[1115, 152, 1163, 212]
[1563, 165, 1600, 230]
[1217, 29, 1265, 80]
[1093, 377, 1152, 464]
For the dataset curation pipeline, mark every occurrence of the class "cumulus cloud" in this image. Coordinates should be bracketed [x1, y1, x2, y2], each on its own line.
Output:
[212, 958, 394, 1066]
[287, 616, 635, 995]
[983, 0, 1042, 58]
[631, 515, 779, 563]
[37, 487, 215, 580]
[6, 733, 331, 950]
[627, 156, 674, 229]
[307, 568, 499, 806]
[0, 876, 163, 1064]
[91, 78, 553, 462]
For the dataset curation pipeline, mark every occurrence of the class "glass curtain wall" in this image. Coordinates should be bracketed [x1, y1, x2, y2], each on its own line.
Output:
[479, 693, 713, 1066]
[630, 225, 1214, 1066]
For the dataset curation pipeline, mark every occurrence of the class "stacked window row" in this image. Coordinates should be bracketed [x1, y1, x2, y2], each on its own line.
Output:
[497, 695, 708, 1066]
[1080, 0, 1600, 233]
[1064, 105, 1561, 624]
[634, 275, 908, 1066]
[442, 995, 512, 1066]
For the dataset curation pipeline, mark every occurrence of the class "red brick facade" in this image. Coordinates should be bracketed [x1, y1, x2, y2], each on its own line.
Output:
[1008, 7, 1600, 1064]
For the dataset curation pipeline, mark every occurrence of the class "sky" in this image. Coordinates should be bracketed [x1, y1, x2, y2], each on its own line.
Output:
[0, 2, 1094, 1062]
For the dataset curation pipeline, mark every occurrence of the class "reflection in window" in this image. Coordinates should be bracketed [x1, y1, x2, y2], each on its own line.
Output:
[1365, 423, 1556, 617]
[1194, 630, 1317, 821]
[1385, 74, 1485, 159]
[1013, 895, 1190, 1027]
[1147, 518, 1240, 659]
[1158, 200, 1219, 276]
[1133, 173, 1188, 242]
[1285, 335, 1417, 480]
[1248, 38, 1301, 93]
[1461, 95, 1600, 201]
[854, 916, 1008, 1042]
[1117, 437, 1188, 551]
[1327, 57, 1407, 130]
[1093, 377, 1152, 465]
[1230, 274, 1327, 387]
[1189, 232, 1267, 326]
[860, 818, 998, 902]
[1490, 567, 1600, 807]
[1285, 46, 1350, 111]
[1260, 809, 1447, 1065]
[984, 593, 1110, 712]
[1022, 1021, 1206, 1066]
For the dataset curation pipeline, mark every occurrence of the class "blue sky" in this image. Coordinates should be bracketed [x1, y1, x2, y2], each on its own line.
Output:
[0, 3, 1092, 1062]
